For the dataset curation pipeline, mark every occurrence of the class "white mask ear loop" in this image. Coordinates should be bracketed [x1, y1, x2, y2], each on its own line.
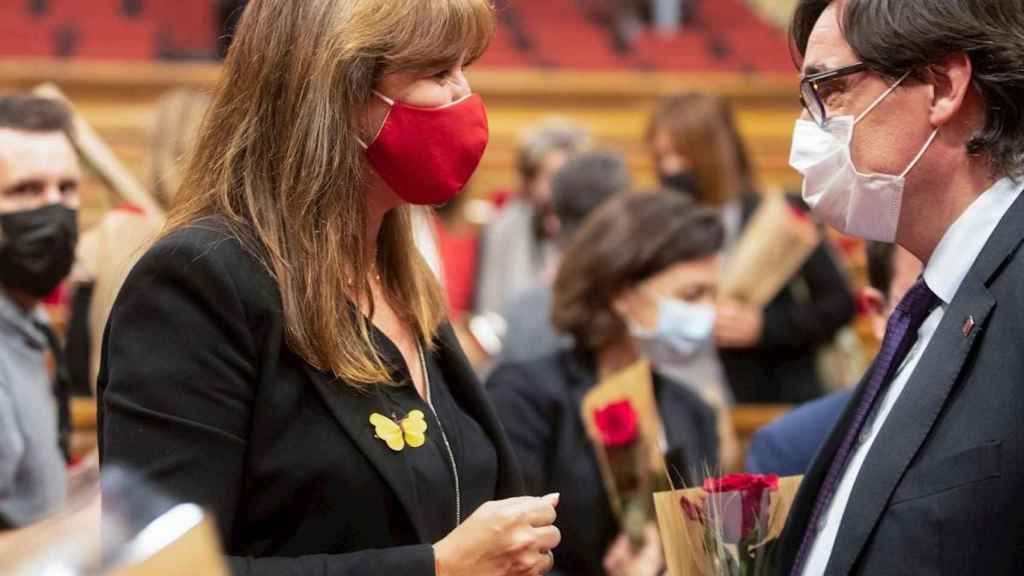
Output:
[356, 91, 397, 149]
[900, 127, 940, 179]
[854, 71, 911, 125]
[372, 90, 396, 106]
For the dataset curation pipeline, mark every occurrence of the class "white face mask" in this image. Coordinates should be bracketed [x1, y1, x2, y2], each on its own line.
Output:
[789, 72, 939, 242]
[629, 296, 716, 368]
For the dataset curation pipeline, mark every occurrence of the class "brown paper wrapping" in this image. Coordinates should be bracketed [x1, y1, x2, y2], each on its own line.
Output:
[110, 517, 229, 576]
[580, 360, 665, 518]
[653, 476, 803, 576]
[0, 496, 228, 576]
[720, 195, 820, 306]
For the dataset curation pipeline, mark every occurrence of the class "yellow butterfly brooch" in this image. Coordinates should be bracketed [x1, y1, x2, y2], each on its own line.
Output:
[370, 410, 428, 452]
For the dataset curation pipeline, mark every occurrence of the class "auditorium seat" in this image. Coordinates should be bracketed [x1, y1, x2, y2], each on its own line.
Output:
[477, 25, 534, 69]
[71, 18, 157, 60]
[0, 15, 53, 58]
[149, 0, 216, 57]
[46, 0, 128, 21]
[630, 31, 717, 71]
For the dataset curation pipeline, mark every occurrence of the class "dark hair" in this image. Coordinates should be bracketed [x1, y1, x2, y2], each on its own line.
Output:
[552, 191, 724, 352]
[865, 241, 896, 295]
[0, 95, 73, 135]
[551, 150, 631, 238]
[646, 93, 757, 206]
[791, 0, 1024, 178]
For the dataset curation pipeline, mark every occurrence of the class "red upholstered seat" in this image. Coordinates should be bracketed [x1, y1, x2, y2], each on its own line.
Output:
[0, 14, 54, 57]
[72, 18, 157, 60]
[149, 0, 215, 56]
[47, 0, 126, 21]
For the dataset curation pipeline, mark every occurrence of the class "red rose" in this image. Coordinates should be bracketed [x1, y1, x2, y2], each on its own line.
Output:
[593, 400, 639, 447]
[703, 474, 779, 541]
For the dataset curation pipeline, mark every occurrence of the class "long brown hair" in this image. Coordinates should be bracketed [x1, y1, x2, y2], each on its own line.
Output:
[167, 0, 495, 386]
[646, 93, 757, 206]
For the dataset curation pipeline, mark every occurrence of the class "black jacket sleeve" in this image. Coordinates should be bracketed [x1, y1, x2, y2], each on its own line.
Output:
[485, 362, 555, 496]
[98, 235, 435, 576]
[757, 242, 856, 353]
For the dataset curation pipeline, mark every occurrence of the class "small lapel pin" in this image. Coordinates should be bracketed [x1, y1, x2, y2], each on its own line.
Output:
[962, 315, 976, 337]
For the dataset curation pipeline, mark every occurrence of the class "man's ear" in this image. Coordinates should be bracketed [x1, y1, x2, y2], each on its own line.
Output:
[926, 53, 973, 128]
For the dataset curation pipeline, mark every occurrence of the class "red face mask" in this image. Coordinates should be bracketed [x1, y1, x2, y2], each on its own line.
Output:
[363, 91, 489, 206]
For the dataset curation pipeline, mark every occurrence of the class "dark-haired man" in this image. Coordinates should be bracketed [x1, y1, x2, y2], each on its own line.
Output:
[777, 1, 1024, 574]
[0, 95, 79, 528]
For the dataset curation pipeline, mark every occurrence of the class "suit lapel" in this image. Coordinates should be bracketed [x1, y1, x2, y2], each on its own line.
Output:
[821, 192, 1024, 575]
[303, 363, 431, 542]
[822, 276, 993, 575]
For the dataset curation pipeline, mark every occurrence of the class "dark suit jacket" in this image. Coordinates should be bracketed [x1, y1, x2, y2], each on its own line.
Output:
[97, 220, 524, 575]
[773, 192, 1024, 575]
[487, 350, 719, 576]
[720, 195, 856, 404]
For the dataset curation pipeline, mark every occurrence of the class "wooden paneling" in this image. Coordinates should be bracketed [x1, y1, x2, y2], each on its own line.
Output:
[0, 59, 802, 221]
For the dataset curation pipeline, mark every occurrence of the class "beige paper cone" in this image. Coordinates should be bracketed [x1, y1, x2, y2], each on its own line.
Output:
[110, 517, 229, 576]
[580, 361, 666, 519]
[654, 476, 803, 576]
[720, 195, 820, 306]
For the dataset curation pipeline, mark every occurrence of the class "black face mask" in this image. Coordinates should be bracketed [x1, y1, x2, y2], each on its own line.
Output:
[0, 205, 78, 298]
[659, 171, 698, 199]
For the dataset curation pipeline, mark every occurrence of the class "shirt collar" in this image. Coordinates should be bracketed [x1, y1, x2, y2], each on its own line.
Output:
[924, 177, 1024, 304]
[0, 289, 49, 347]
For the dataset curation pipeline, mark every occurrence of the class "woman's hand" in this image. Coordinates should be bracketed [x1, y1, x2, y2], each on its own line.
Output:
[602, 523, 665, 576]
[434, 494, 561, 576]
[715, 301, 764, 349]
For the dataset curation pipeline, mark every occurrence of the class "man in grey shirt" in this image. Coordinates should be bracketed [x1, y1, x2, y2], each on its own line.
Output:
[0, 95, 81, 528]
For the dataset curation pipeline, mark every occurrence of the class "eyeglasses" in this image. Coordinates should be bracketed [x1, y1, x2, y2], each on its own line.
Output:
[799, 62, 869, 127]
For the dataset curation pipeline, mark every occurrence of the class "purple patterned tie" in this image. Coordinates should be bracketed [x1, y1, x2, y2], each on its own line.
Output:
[791, 278, 939, 575]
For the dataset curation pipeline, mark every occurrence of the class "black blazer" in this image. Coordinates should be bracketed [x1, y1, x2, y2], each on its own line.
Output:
[97, 220, 524, 575]
[720, 195, 856, 404]
[487, 350, 719, 576]
[772, 191, 1024, 575]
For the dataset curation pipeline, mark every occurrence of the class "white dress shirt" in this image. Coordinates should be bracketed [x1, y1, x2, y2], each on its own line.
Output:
[800, 177, 1024, 575]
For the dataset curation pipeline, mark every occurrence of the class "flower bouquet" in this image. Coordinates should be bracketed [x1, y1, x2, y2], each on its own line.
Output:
[654, 474, 802, 576]
[719, 194, 820, 306]
[581, 361, 668, 551]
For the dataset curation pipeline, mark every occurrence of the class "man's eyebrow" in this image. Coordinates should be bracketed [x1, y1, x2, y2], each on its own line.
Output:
[1, 177, 40, 193]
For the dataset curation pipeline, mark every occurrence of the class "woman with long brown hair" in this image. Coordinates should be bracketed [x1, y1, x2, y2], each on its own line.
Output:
[97, 1, 559, 574]
[646, 93, 855, 404]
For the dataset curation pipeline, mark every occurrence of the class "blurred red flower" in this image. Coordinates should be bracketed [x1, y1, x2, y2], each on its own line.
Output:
[593, 400, 639, 447]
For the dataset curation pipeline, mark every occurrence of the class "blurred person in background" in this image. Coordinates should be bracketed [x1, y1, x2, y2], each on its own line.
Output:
[431, 193, 482, 320]
[499, 150, 632, 364]
[0, 95, 79, 529]
[475, 117, 590, 316]
[67, 89, 211, 395]
[746, 242, 921, 476]
[98, 1, 561, 574]
[489, 192, 722, 576]
[647, 92, 856, 404]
